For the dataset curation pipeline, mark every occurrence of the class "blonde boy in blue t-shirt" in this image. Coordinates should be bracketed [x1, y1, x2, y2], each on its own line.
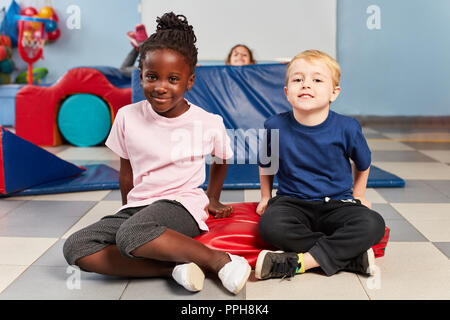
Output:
[255, 50, 385, 279]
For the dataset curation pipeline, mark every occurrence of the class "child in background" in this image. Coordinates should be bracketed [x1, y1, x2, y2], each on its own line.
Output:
[119, 24, 148, 78]
[255, 50, 385, 280]
[63, 12, 251, 295]
[226, 44, 256, 66]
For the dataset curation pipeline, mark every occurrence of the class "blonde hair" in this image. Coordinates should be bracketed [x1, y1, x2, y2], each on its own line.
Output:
[286, 50, 341, 87]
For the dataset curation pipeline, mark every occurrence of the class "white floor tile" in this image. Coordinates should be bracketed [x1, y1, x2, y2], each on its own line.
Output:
[372, 162, 450, 180]
[367, 140, 414, 151]
[0, 237, 58, 265]
[382, 132, 450, 142]
[61, 201, 122, 239]
[365, 188, 387, 204]
[359, 242, 450, 299]
[56, 147, 118, 161]
[391, 203, 450, 242]
[0, 265, 28, 295]
[244, 189, 277, 203]
[419, 150, 450, 163]
[246, 271, 369, 300]
[362, 127, 381, 135]
[29, 190, 111, 202]
[1, 196, 37, 201]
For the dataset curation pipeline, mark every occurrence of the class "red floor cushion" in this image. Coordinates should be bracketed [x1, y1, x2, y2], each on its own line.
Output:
[195, 202, 390, 269]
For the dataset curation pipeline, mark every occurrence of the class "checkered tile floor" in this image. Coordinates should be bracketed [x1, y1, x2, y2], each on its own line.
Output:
[0, 127, 449, 300]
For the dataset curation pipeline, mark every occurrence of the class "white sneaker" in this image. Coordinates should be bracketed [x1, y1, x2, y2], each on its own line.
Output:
[218, 253, 251, 294]
[172, 262, 205, 292]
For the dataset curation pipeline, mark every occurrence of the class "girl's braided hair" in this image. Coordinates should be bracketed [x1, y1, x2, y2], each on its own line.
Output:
[138, 12, 198, 72]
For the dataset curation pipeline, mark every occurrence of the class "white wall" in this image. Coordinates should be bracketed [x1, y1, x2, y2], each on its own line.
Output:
[141, 0, 336, 61]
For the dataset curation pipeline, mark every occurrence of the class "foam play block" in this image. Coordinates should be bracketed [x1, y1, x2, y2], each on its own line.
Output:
[0, 164, 119, 197]
[195, 202, 390, 269]
[0, 126, 85, 194]
[57, 94, 112, 147]
[15, 67, 131, 146]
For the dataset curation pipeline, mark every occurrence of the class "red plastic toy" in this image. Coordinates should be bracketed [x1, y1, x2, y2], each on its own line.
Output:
[16, 15, 51, 84]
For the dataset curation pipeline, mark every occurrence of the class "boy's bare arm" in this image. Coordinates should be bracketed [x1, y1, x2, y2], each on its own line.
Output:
[257, 167, 274, 215]
[206, 156, 233, 218]
[119, 157, 133, 205]
[352, 164, 371, 208]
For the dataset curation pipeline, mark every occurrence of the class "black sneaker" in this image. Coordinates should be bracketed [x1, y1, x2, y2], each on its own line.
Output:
[345, 248, 376, 276]
[255, 250, 300, 280]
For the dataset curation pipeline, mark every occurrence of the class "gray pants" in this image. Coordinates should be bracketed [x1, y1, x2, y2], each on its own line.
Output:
[119, 48, 138, 78]
[63, 200, 201, 266]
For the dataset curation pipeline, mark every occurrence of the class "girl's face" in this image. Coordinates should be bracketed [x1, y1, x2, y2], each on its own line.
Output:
[229, 46, 251, 66]
[140, 48, 195, 118]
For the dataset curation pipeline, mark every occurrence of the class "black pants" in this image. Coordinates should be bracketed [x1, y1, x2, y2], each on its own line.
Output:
[258, 195, 386, 276]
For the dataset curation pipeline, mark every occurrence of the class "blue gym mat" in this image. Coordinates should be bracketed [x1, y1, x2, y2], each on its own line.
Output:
[0, 162, 404, 197]
[202, 164, 405, 189]
[0, 164, 119, 197]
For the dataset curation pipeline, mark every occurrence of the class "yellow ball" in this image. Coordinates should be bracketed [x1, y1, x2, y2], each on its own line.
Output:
[31, 15, 43, 30]
[38, 6, 54, 19]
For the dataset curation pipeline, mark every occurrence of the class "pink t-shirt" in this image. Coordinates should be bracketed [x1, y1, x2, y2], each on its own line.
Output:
[105, 99, 233, 231]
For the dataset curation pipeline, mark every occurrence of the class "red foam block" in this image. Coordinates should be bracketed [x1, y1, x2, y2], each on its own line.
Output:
[195, 202, 390, 269]
[15, 68, 131, 146]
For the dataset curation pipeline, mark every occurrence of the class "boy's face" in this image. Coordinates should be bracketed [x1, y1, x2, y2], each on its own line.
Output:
[284, 58, 340, 115]
[140, 48, 195, 118]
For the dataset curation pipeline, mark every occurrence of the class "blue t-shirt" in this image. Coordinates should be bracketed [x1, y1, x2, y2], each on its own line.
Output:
[259, 110, 371, 200]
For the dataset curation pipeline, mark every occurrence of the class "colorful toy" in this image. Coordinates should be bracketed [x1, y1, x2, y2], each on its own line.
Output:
[15, 14, 48, 84]
[0, 34, 12, 47]
[0, 34, 14, 84]
[36, 3, 61, 43]
[20, 6, 38, 17]
[15, 67, 48, 84]
[38, 6, 53, 19]
[16, 4, 62, 46]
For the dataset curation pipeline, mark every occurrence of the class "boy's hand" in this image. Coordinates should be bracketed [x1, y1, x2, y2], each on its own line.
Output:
[208, 198, 233, 219]
[355, 197, 372, 209]
[256, 197, 271, 215]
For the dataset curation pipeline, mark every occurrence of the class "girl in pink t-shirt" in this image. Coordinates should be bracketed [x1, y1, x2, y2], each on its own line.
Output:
[63, 12, 250, 295]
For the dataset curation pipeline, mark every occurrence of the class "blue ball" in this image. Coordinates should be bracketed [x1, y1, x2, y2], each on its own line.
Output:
[45, 20, 58, 32]
[58, 94, 112, 147]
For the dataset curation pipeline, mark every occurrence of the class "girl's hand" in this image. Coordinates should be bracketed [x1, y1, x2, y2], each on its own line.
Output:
[256, 197, 271, 215]
[208, 198, 233, 219]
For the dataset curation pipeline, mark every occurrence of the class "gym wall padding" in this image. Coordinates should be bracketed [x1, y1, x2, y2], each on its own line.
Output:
[133, 64, 291, 130]
[132, 65, 405, 189]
